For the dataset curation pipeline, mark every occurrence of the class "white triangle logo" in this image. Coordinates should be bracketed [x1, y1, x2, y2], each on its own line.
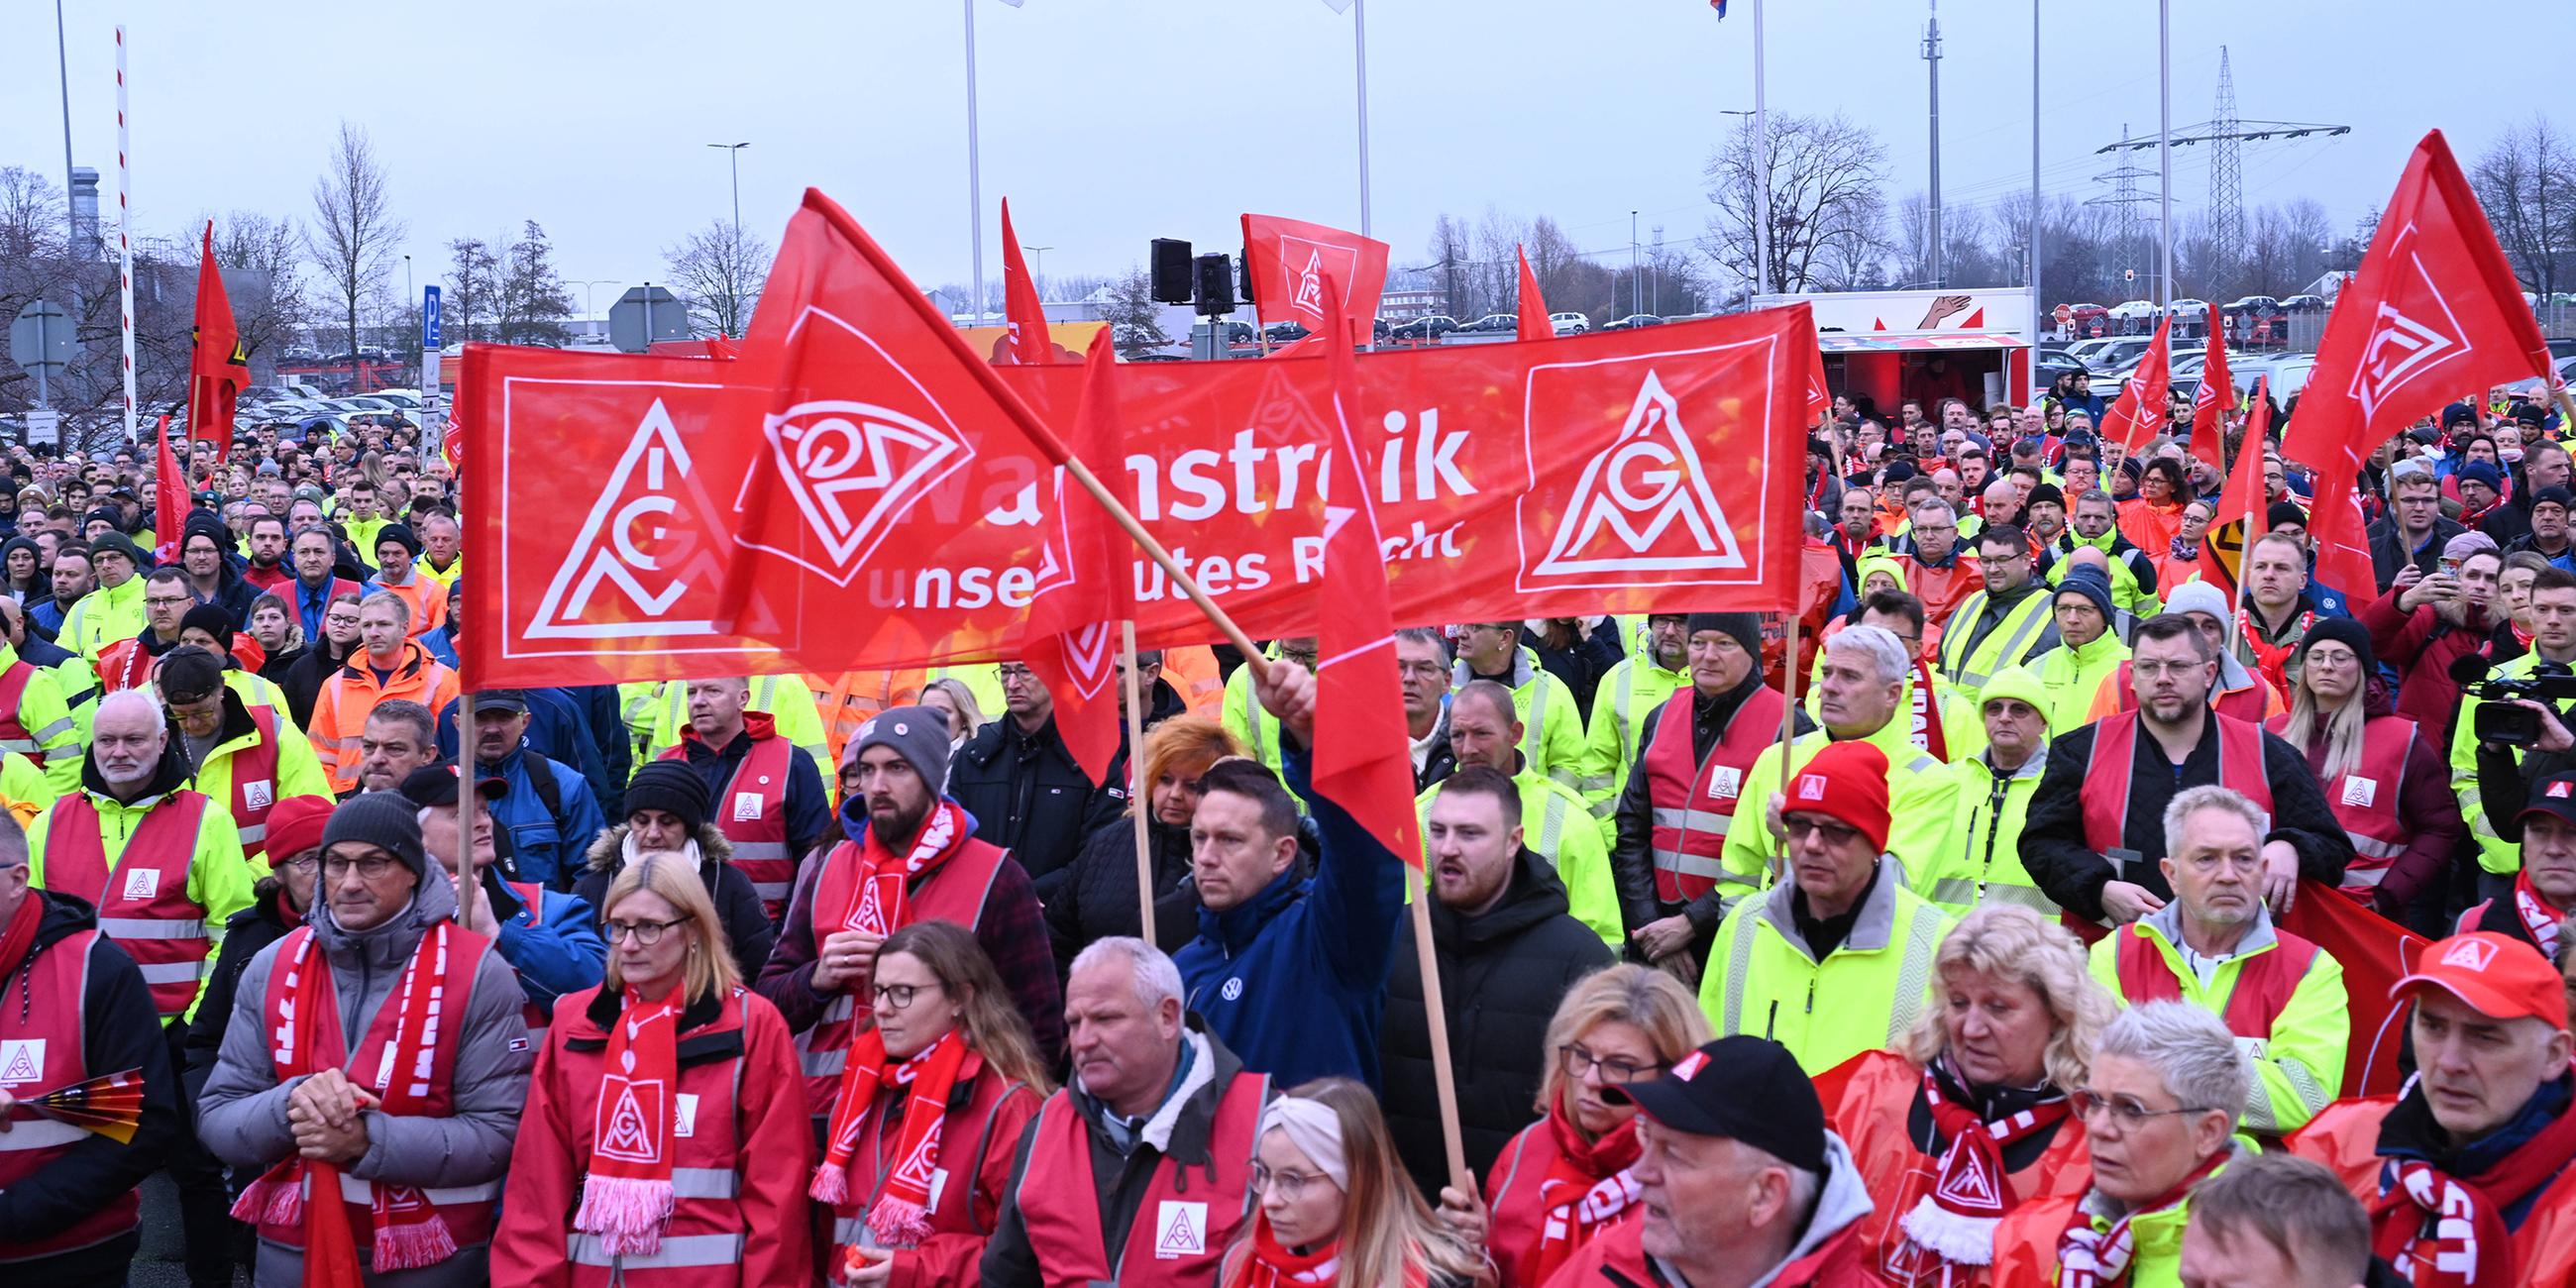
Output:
[0, 1039, 41, 1086]
[2349, 224, 2470, 421]
[596, 1079, 661, 1163]
[527, 399, 726, 640]
[1532, 370, 1746, 577]
[1294, 249, 1328, 319]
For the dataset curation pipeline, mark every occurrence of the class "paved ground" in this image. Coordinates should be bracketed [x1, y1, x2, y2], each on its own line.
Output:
[130, 1172, 248, 1287]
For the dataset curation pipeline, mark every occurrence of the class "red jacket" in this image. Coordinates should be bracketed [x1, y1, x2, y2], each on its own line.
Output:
[822, 1059, 1042, 1288]
[490, 984, 814, 1287]
[2290, 1095, 2576, 1285]
[1538, 1208, 1877, 1288]
[2361, 585, 2502, 737]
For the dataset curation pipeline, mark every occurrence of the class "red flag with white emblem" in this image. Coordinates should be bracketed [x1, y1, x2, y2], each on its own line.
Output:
[1313, 280, 1422, 869]
[1516, 246, 1549, 342]
[2287, 130, 2553, 603]
[1020, 333, 1133, 786]
[999, 198, 1058, 366]
[2100, 313, 2172, 452]
[2188, 302, 2233, 466]
[1240, 212, 1390, 337]
[187, 223, 248, 459]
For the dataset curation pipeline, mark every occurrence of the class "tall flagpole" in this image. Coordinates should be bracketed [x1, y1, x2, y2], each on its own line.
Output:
[1752, 0, 1771, 298]
[2029, 0, 2043, 382]
[2157, 0, 2173, 312]
[1352, 0, 1372, 240]
[115, 26, 136, 445]
[964, 0, 986, 326]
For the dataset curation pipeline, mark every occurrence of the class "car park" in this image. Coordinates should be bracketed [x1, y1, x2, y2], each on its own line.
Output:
[1453, 313, 1518, 335]
[1391, 314, 1457, 341]
[1548, 311, 1590, 336]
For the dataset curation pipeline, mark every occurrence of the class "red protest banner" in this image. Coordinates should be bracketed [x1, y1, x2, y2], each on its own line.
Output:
[462, 256, 1812, 691]
[2278, 881, 2426, 1098]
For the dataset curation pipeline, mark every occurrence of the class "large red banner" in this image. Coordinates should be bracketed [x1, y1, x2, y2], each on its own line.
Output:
[461, 305, 1813, 689]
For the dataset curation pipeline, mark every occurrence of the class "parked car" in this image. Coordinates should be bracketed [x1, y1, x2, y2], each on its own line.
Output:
[1262, 320, 1310, 344]
[1599, 314, 1665, 331]
[2082, 336, 2159, 372]
[2282, 294, 2327, 312]
[1548, 312, 1591, 336]
[1390, 315, 1457, 341]
[1454, 313, 1518, 335]
[2034, 349, 2088, 394]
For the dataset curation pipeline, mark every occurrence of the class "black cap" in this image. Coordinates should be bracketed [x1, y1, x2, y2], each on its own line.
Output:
[2524, 774, 2576, 831]
[1604, 1036, 1827, 1176]
[2535, 486, 2576, 512]
[472, 690, 530, 715]
[2444, 402, 2480, 429]
[397, 763, 508, 808]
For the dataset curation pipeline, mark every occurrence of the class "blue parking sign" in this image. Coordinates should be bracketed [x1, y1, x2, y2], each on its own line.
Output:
[423, 286, 442, 348]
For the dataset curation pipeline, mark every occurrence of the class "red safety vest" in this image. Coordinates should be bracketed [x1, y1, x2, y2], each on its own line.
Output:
[0, 663, 39, 758]
[792, 838, 1011, 1119]
[2079, 711, 2275, 859]
[2265, 712, 2417, 904]
[2114, 923, 2318, 1038]
[660, 729, 795, 919]
[42, 791, 215, 1020]
[219, 705, 286, 860]
[1639, 685, 1784, 905]
[1012, 1068, 1269, 1287]
[821, 1060, 1039, 1270]
[0, 925, 142, 1263]
[254, 923, 501, 1259]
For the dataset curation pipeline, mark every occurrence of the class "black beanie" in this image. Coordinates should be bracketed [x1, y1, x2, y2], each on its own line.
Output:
[320, 792, 429, 880]
[178, 603, 235, 652]
[2266, 500, 2310, 531]
[1684, 612, 1765, 661]
[624, 761, 711, 833]
[2292, 616, 2379, 684]
[157, 645, 226, 701]
[376, 523, 423, 560]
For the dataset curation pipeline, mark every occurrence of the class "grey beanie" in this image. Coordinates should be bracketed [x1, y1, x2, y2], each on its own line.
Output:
[846, 705, 952, 795]
[1684, 612, 1765, 660]
[320, 792, 429, 880]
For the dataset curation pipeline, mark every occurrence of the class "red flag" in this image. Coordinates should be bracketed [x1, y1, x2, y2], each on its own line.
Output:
[1020, 333, 1133, 786]
[1312, 279, 1421, 868]
[187, 222, 248, 458]
[2188, 302, 2233, 465]
[2286, 130, 2553, 604]
[1803, 341, 1832, 426]
[153, 414, 185, 562]
[998, 198, 1058, 366]
[2198, 376, 2273, 600]
[2278, 880, 2426, 1097]
[1239, 213, 1390, 336]
[2099, 313, 2172, 451]
[1515, 246, 1549, 342]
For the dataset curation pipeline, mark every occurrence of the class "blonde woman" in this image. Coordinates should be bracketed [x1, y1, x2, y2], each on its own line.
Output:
[1446, 964, 1709, 1288]
[1225, 1078, 1485, 1288]
[2268, 619, 2461, 917]
[915, 677, 985, 751]
[492, 853, 814, 1285]
[1812, 905, 2115, 1286]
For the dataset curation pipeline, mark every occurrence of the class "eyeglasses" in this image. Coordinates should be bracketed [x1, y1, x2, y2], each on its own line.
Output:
[2070, 1089, 2213, 1128]
[871, 979, 944, 1010]
[1781, 814, 1865, 847]
[1396, 659, 1449, 680]
[1913, 525, 1958, 537]
[1559, 1042, 1667, 1086]
[604, 917, 688, 946]
[143, 594, 193, 609]
[1976, 555, 2026, 568]
[273, 855, 322, 874]
[995, 664, 1038, 686]
[322, 854, 403, 880]
[1250, 1162, 1331, 1201]
[2129, 660, 2209, 679]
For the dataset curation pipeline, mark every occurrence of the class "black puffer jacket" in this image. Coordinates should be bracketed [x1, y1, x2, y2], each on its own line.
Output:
[576, 820, 777, 983]
[183, 882, 301, 1102]
[1380, 847, 1614, 1199]
[1049, 815, 1200, 972]
[947, 713, 1125, 900]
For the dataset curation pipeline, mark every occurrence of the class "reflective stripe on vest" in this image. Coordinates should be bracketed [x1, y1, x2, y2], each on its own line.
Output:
[0, 927, 141, 1261]
[219, 705, 286, 859]
[571, 1233, 744, 1269]
[0, 663, 35, 754]
[662, 732, 796, 916]
[1641, 686, 1782, 906]
[1939, 589, 2054, 691]
[794, 843, 1009, 1117]
[2080, 712, 2274, 859]
[41, 791, 216, 1019]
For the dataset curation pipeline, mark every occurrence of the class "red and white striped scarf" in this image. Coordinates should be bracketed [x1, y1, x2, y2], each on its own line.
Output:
[2054, 1150, 2225, 1288]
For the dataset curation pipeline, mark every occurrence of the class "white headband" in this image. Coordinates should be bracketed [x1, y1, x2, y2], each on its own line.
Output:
[1258, 1097, 1348, 1193]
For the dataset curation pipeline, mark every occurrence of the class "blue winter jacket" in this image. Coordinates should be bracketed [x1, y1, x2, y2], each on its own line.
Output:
[483, 873, 607, 1016]
[476, 744, 609, 891]
[439, 690, 613, 814]
[1172, 747, 1405, 1091]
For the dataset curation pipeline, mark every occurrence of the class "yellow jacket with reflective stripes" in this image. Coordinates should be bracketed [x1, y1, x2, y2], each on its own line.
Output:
[2027, 629, 2131, 736]
[2454, 649, 2549, 876]
[1450, 646, 1586, 790]
[1717, 721, 1960, 905]
[0, 643, 83, 797]
[640, 675, 833, 771]
[0, 746, 56, 820]
[1222, 656, 1296, 797]
[1419, 766, 1623, 951]
[186, 711, 334, 849]
[1698, 861, 1952, 1074]
[1801, 651, 1986, 765]
[2086, 908, 2349, 1135]
[1937, 583, 2059, 698]
[59, 576, 146, 665]
[29, 785, 262, 1020]
[1924, 749, 2056, 918]
[1575, 653, 1689, 825]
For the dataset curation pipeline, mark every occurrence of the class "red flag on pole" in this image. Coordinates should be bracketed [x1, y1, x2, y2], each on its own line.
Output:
[2099, 313, 2172, 451]
[187, 222, 247, 458]
[2188, 302, 2233, 466]
[1020, 333, 1133, 786]
[999, 198, 1058, 366]
[1803, 341, 1832, 426]
[1312, 280, 1421, 868]
[2198, 376, 2272, 600]
[1515, 246, 1549, 343]
[1239, 213, 1390, 336]
[2286, 130, 2553, 604]
[153, 414, 185, 562]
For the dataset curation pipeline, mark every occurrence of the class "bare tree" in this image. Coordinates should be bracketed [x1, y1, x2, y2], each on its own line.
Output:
[1703, 112, 1895, 295]
[306, 123, 406, 364]
[495, 221, 575, 347]
[2472, 114, 2576, 301]
[663, 219, 771, 339]
[444, 237, 499, 346]
[1425, 214, 1471, 317]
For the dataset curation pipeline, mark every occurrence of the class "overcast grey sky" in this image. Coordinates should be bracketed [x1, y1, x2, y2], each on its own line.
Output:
[5, 0, 2562, 310]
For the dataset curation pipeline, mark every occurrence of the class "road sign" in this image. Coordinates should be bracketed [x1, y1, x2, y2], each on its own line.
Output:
[23, 410, 59, 447]
[607, 285, 689, 354]
[2052, 303, 2074, 324]
[2123, 268, 2137, 283]
[422, 286, 442, 349]
[9, 300, 73, 376]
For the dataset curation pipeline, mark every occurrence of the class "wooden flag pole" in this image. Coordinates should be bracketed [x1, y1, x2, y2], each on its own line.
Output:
[1409, 864, 1470, 1194]
[1773, 609, 1801, 883]
[455, 697, 483, 932]
[1120, 620, 1156, 945]
[1062, 457, 1271, 685]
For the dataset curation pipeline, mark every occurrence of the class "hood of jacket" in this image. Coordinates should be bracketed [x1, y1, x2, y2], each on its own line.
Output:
[1453, 643, 1541, 691]
[0, 537, 38, 592]
[1430, 845, 1572, 951]
[1744, 1132, 1876, 1288]
[80, 733, 194, 804]
[310, 847, 461, 976]
[584, 817, 734, 875]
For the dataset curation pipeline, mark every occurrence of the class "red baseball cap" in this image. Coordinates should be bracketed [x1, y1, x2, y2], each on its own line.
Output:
[1781, 739, 1891, 854]
[2392, 932, 2569, 1029]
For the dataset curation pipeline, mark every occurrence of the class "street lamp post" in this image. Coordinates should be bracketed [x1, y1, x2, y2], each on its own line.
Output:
[1027, 246, 1050, 295]
[579, 279, 624, 337]
[706, 142, 749, 234]
[1631, 211, 1641, 318]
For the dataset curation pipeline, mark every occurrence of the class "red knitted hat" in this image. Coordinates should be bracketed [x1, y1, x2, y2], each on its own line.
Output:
[1782, 739, 1891, 853]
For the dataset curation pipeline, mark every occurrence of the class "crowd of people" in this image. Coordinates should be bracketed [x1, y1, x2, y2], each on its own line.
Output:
[1, 379, 2576, 1287]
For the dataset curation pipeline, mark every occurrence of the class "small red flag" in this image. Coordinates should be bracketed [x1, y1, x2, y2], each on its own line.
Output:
[2100, 312, 2172, 452]
[1020, 333, 1133, 786]
[2198, 376, 2273, 599]
[1312, 279, 1421, 869]
[1239, 212, 1391, 336]
[153, 415, 186, 563]
[998, 198, 1057, 366]
[2188, 302, 2233, 466]
[2286, 130, 2553, 604]
[1803, 341, 1832, 426]
[1515, 246, 1550, 342]
[187, 222, 248, 459]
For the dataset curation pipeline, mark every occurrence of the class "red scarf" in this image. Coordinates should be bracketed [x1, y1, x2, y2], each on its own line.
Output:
[2372, 1099, 2576, 1287]
[837, 801, 969, 938]
[572, 989, 682, 1256]
[810, 1027, 970, 1247]
[0, 895, 41, 982]
[2236, 606, 2313, 699]
[1529, 1107, 1642, 1284]
[1907, 658, 1950, 761]
[2515, 875, 2571, 958]
[2054, 1150, 2227, 1288]
[1891, 1059, 2071, 1283]
[231, 923, 459, 1282]
[1228, 1213, 1432, 1288]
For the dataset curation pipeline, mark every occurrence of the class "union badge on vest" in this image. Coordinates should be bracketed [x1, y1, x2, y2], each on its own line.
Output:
[1707, 767, 1743, 801]
[734, 792, 764, 822]
[0, 1039, 43, 1086]
[122, 867, 159, 902]
[242, 780, 273, 811]
[1154, 1200, 1208, 1259]
[2341, 776, 2377, 808]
